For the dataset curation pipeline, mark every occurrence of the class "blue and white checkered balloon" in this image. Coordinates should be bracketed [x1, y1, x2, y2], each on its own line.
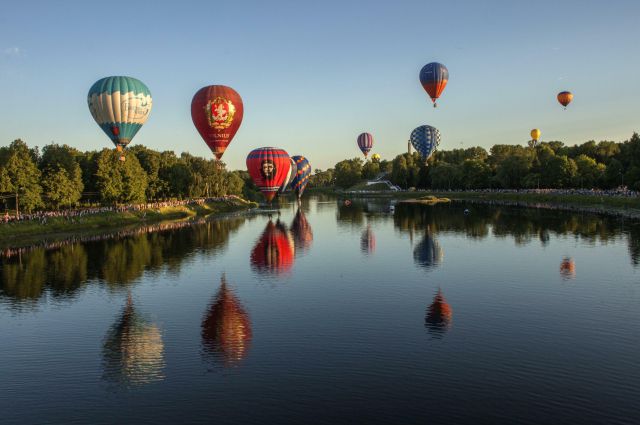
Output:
[410, 125, 440, 163]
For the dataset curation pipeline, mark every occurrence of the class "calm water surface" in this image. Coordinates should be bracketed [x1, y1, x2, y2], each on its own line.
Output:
[1, 196, 640, 424]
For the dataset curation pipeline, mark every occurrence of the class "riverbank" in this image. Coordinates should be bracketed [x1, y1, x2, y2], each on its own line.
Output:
[328, 188, 640, 219]
[0, 197, 257, 250]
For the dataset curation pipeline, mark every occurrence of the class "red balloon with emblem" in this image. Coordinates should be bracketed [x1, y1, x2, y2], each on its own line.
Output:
[246, 147, 291, 203]
[191, 85, 244, 160]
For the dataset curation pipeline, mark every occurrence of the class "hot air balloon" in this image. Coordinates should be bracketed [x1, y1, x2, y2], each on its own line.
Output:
[425, 289, 452, 336]
[246, 147, 291, 203]
[357, 133, 374, 158]
[557, 91, 573, 109]
[291, 208, 313, 255]
[88, 76, 152, 161]
[360, 225, 376, 255]
[371, 153, 381, 163]
[290, 155, 311, 199]
[191, 85, 244, 160]
[410, 125, 440, 164]
[201, 275, 252, 366]
[530, 129, 541, 148]
[419, 62, 448, 107]
[560, 257, 576, 280]
[102, 294, 164, 386]
[250, 220, 295, 275]
[279, 157, 298, 193]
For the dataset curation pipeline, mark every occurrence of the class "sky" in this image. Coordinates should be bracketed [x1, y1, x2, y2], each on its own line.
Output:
[0, 0, 638, 170]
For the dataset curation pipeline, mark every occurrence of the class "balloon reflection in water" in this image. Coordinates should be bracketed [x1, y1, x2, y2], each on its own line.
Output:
[360, 225, 376, 255]
[102, 294, 164, 386]
[560, 257, 576, 280]
[250, 219, 295, 275]
[413, 232, 443, 269]
[201, 275, 252, 366]
[425, 289, 452, 337]
[291, 209, 313, 255]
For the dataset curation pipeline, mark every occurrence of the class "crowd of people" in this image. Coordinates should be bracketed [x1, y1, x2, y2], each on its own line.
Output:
[1, 196, 246, 225]
[434, 187, 639, 198]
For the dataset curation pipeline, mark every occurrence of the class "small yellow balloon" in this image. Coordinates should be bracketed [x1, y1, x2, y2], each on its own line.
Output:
[371, 153, 381, 162]
[530, 129, 541, 141]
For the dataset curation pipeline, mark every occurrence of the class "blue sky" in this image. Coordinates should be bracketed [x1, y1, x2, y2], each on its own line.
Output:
[1, 0, 638, 170]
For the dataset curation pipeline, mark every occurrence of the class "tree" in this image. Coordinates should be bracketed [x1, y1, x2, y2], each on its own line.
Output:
[574, 155, 605, 188]
[0, 139, 43, 213]
[40, 144, 84, 209]
[95, 149, 148, 204]
[430, 162, 463, 190]
[461, 159, 491, 189]
[496, 155, 531, 188]
[361, 161, 380, 180]
[333, 158, 363, 188]
[542, 155, 577, 188]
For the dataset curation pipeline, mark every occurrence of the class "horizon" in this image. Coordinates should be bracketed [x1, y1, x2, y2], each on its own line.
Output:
[1, 0, 638, 170]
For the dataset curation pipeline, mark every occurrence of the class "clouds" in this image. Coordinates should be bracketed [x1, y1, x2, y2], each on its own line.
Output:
[3, 47, 25, 57]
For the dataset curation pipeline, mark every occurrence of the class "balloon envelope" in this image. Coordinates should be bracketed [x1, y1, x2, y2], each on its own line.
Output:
[419, 62, 448, 106]
[88, 76, 152, 149]
[410, 125, 441, 163]
[280, 157, 297, 193]
[250, 220, 295, 275]
[425, 289, 452, 336]
[357, 133, 374, 158]
[246, 147, 291, 202]
[557, 91, 573, 108]
[291, 155, 311, 198]
[191, 85, 244, 160]
[291, 208, 313, 255]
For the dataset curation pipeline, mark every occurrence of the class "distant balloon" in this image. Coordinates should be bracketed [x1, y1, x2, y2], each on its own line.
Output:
[201, 275, 252, 366]
[371, 153, 381, 162]
[560, 257, 576, 280]
[291, 208, 313, 255]
[290, 155, 311, 199]
[360, 225, 376, 255]
[250, 220, 295, 275]
[425, 289, 452, 336]
[88, 76, 152, 157]
[419, 62, 448, 107]
[246, 147, 291, 203]
[280, 157, 297, 193]
[413, 233, 443, 269]
[357, 133, 374, 158]
[191, 85, 244, 160]
[410, 125, 441, 163]
[557, 91, 573, 109]
[530, 129, 541, 148]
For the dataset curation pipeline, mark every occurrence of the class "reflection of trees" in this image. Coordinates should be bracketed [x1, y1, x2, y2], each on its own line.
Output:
[395, 202, 640, 266]
[201, 275, 252, 366]
[291, 208, 313, 255]
[560, 257, 576, 280]
[250, 219, 295, 275]
[425, 289, 452, 337]
[360, 225, 376, 255]
[0, 217, 246, 304]
[102, 294, 164, 386]
[336, 200, 365, 228]
[413, 230, 443, 269]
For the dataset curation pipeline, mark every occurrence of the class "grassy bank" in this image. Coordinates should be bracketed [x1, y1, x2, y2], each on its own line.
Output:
[0, 198, 257, 249]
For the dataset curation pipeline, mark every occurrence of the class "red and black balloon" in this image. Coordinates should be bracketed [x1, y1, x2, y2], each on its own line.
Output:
[246, 147, 291, 203]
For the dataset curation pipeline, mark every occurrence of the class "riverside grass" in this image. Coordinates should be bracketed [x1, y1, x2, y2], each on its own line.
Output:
[0, 199, 257, 249]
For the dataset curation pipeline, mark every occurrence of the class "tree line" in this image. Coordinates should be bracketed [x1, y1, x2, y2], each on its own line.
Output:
[0, 140, 261, 213]
[310, 133, 640, 191]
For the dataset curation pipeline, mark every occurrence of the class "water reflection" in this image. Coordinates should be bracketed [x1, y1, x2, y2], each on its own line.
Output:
[201, 275, 252, 367]
[250, 219, 295, 275]
[413, 229, 443, 270]
[291, 208, 313, 256]
[0, 218, 246, 307]
[360, 225, 376, 255]
[560, 257, 576, 280]
[102, 294, 165, 386]
[425, 289, 452, 337]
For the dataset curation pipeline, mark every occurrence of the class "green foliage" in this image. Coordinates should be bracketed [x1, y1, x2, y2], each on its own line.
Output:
[334, 158, 363, 188]
[496, 155, 531, 188]
[39, 144, 84, 209]
[430, 162, 463, 189]
[361, 161, 380, 180]
[95, 149, 148, 204]
[0, 139, 43, 212]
